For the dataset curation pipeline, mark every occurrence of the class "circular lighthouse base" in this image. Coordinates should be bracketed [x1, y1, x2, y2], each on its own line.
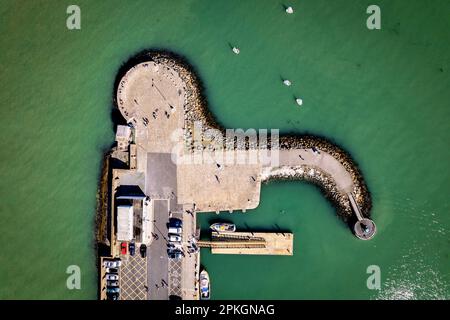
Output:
[354, 218, 377, 240]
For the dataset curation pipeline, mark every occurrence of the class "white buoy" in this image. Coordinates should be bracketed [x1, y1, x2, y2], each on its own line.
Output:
[296, 98, 303, 106]
[286, 6, 294, 14]
[283, 79, 292, 86]
[232, 47, 240, 54]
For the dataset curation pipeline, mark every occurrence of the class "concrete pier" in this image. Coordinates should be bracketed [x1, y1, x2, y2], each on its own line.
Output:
[349, 193, 376, 240]
[100, 51, 374, 300]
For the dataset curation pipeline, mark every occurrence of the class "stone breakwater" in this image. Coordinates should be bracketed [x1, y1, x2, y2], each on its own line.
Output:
[278, 135, 371, 220]
[261, 165, 351, 218]
[95, 151, 111, 244]
[113, 49, 372, 221]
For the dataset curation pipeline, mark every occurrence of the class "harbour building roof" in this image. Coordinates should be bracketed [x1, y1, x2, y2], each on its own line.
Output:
[117, 205, 133, 241]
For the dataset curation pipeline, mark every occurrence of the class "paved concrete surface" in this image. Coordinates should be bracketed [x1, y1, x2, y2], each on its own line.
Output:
[147, 199, 169, 300]
[274, 149, 354, 192]
[120, 254, 147, 300]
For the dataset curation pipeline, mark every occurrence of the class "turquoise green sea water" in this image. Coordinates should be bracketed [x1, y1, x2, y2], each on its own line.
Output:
[0, 0, 448, 299]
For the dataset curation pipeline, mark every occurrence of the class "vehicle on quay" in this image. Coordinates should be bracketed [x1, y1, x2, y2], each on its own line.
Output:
[107, 293, 119, 300]
[200, 270, 210, 300]
[104, 260, 121, 268]
[106, 287, 120, 294]
[106, 268, 118, 274]
[168, 242, 182, 250]
[168, 227, 182, 234]
[187, 243, 199, 254]
[169, 217, 182, 228]
[107, 280, 119, 287]
[121, 242, 127, 255]
[210, 223, 236, 233]
[167, 249, 183, 260]
[140, 244, 147, 258]
[129, 242, 135, 256]
[169, 234, 182, 242]
[106, 274, 119, 281]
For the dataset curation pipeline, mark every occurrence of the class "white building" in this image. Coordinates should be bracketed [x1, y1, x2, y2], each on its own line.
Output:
[116, 205, 133, 241]
[115, 125, 131, 151]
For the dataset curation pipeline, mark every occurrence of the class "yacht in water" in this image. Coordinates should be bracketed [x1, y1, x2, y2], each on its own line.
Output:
[200, 270, 210, 300]
[286, 6, 294, 14]
[210, 223, 236, 233]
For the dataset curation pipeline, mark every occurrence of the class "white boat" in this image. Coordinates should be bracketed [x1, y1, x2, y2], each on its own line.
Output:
[200, 270, 210, 300]
[232, 47, 240, 54]
[286, 6, 294, 14]
[296, 98, 303, 106]
[283, 79, 292, 86]
[210, 223, 236, 233]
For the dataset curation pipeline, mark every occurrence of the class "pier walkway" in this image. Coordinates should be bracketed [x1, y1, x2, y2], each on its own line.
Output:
[348, 193, 376, 240]
[267, 149, 354, 193]
[197, 241, 266, 249]
[198, 232, 293, 255]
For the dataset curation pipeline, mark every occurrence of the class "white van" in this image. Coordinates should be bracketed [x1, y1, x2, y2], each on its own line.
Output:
[169, 234, 182, 242]
[168, 227, 182, 234]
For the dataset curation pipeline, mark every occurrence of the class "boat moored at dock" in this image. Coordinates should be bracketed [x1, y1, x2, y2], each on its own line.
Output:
[210, 223, 236, 233]
[200, 270, 210, 300]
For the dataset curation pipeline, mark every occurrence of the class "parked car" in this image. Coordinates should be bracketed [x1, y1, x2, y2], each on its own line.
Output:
[187, 244, 199, 254]
[106, 287, 120, 294]
[121, 242, 127, 255]
[106, 274, 119, 281]
[107, 280, 119, 287]
[140, 244, 147, 258]
[167, 242, 182, 250]
[129, 242, 135, 256]
[106, 267, 118, 274]
[104, 260, 121, 268]
[167, 249, 183, 260]
[168, 234, 182, 242]
[169, 218, 182, 228]
[168, 227, 182, 234]
[107, 293, 119, 300]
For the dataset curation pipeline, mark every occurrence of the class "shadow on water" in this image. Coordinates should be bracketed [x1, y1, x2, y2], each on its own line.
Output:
[110, 108, 127, 131]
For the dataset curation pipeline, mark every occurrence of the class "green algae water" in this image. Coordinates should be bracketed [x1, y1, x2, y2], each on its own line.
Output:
[0, 0, 449, 299]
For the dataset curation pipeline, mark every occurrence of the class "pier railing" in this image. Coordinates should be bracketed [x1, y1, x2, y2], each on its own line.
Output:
[211, 233, 266, 242]
[197, 240, 266, 248]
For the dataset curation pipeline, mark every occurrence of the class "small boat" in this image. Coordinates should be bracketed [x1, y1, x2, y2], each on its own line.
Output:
[210, 223, 236, 233]
[232, 47, 240, 54]
[296, 98, 303, 106]
[200, 270, 210, 300]
[283, 79, 292, 86]
[286, 6, 294, 14]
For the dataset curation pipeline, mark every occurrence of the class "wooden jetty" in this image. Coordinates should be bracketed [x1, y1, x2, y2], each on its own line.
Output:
[197, 232, 293, 256]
